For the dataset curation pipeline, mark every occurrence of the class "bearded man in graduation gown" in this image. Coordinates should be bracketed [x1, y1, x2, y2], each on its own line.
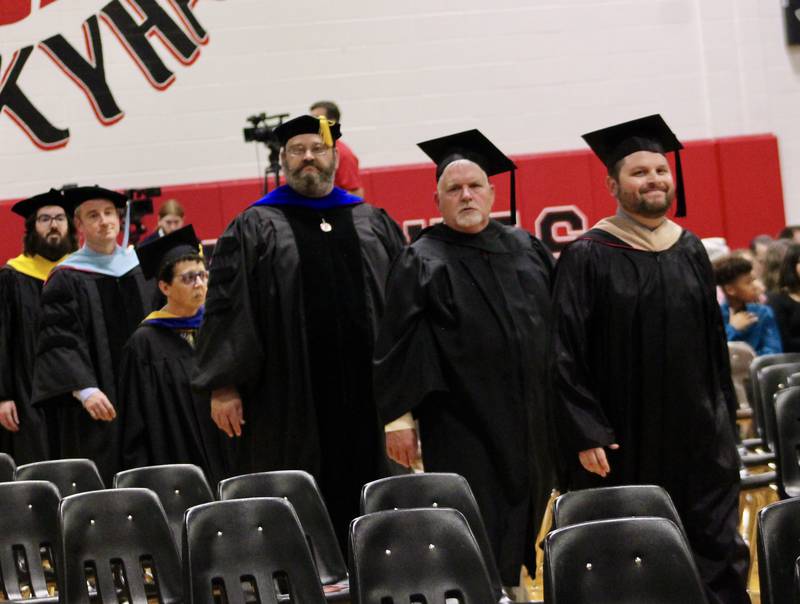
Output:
[0, 189, 78, 464]
[551, 115, 749, 604]
[32, 186, 151, 484]
[373, 130, 558, 594]
[119, 225, 231, 485]
[192, 114, 405, 548]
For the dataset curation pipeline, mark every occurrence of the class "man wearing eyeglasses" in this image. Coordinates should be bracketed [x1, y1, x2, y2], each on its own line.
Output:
[0, 189, 78, 464]
[32, 186, 151, 484]
[117, 226, 231, 484]
[193, 114, 405, 550]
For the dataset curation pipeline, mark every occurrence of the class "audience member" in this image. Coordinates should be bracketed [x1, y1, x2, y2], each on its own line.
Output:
[750, 234, 773, 279]
[138, 199, 185, 246]
[763, 238, 792, 293]
[713, 254, 781, 355]
[767, 243, 800, 353]
[310, 100, 365, 197]
[777, 225, 800, 243]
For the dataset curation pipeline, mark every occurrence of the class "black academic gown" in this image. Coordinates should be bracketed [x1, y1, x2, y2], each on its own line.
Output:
[192, 200, 405, 549]
[373, 221, 559, 585]
[0, 266, 50, 464]
[32, 266, 149, 485]
[551, 228, 749, 604]
[118, 322, 231, 486]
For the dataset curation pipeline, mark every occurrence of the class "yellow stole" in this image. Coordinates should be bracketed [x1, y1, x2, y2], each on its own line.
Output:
[6, 254, 67, 282]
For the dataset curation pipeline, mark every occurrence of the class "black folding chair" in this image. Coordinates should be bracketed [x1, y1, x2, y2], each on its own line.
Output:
[57, 488, 181, 603]
[749, 354, 800, 448]
[0, 452, 15, 482]
[218, 470, 349, 600]
[544, 517, 706, 604]
[183, 497, 326, 604]
[349, 508, 496, 604]
[773, 386, 800, 498]
[757, 362, 800, 453]
[0, 481, 60, 603]
[361, 472, 508, 602]
[551, 484, 684, 534]
[16, 458, 104, 496]
[758, 496, 800, 604]
[114, 463, 214, 551]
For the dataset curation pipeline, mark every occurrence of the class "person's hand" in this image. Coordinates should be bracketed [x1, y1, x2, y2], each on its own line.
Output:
[0, 401, 19, 432]
[730, 311, 758, 332]
[578, 443, 619, 477]
[211, 386, 244, 437]
[83, 391, 116, 421]
[386, 429, 419, 467]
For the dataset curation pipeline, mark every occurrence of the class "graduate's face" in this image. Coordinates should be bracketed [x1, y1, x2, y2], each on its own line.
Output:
[435, 160, 495, 234]
[74, 199, 120, 247]
[281, 133, 338, 198]
[608, 151, 675, 219]
[160, 259, 207, 312]
[34, 204, 70, 244]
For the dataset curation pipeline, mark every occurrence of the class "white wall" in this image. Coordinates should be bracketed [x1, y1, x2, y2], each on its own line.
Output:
[2, 0, 799, 220]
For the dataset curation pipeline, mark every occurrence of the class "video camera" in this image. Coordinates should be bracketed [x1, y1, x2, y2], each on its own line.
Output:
[243, 112, 290, 193]
[126, 187, 162, 245]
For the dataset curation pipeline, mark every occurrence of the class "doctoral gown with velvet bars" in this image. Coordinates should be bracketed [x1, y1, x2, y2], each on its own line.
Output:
[192, 201, 405, 548]
[31, 267, 149, 485]
[551, 228, 749, 604]
[0, 267, 50, 463]
[118, 322, 232, 486]
[373, 221, 560, 585]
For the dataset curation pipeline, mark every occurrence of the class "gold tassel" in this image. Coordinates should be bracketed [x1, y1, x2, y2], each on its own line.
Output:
[317, 116, 334, 147]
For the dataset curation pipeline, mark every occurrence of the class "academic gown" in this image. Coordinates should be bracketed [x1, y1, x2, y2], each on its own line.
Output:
[118, 316, 231, 485]
[192, 189, 405, 549]
[0, 266, 50, 463]
[552, 228, 749, 604]
[373, 221, 559, 585]
[32, 267, 149, 485]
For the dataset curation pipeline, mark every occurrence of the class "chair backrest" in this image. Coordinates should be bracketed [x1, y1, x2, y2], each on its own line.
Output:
[218, 470, 347, 585]
[789, 372, 800, 388]
[544, 517, 707, 604]
[551, 485, 685, 534]
[759, 495, 800, 604]
[183, 497, 326, 604]
[774, 386, 800, 498]
[360, 473, 503, 599]
[750, 353, 800, 442]
[757, 362, 800, 451]
[16, 458, 104, 496]
[114, 464, 214, 552]
[0, 452, 16, 482]
[349, 508, 495, 604]
[0, 481, 60, 600]
[728, 342, 756, 408]
[58, 488, 181, 604]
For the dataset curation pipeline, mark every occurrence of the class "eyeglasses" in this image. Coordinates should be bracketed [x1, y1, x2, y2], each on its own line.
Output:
[285, 144, 331, 157]
[177, 270, 209, 285]
[36, 214, 68, 225]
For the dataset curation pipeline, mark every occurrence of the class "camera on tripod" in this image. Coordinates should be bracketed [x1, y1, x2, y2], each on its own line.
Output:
[126, 187, 162, 245]
[243, 112, 290, 194]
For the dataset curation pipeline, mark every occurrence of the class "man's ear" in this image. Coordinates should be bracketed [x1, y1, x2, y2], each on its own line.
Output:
[605, 175, 618, 198]
[158, 280, 170, 297]
[722, 283, 735, 299]
[433, 190, 441, 210]
[333, 146, 340, 170]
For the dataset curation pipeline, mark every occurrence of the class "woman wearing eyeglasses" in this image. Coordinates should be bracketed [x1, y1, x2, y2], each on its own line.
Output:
[117, 225, 232, 483]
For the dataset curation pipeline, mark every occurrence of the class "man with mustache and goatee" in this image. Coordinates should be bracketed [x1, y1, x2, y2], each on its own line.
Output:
[0, 188, 78, 464]
[193, 114, 405, 551]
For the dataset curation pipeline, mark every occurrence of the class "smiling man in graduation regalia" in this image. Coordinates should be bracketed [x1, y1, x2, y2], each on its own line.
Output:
[551, 115, 749, 604]
[0, 189, 78, 464]
[192, 114, 405, 549]
[373, 130, 559, 596]
[32, 186, 151, 484]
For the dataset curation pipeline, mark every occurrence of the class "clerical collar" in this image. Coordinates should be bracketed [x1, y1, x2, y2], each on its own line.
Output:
[6, 253, 68, 281]
[251, 185, 363, 210]
[422, 220, 508, 253]
[592, 207, 682, 252]
[142, 307, 204, 330]
[54, 244, 140, 278]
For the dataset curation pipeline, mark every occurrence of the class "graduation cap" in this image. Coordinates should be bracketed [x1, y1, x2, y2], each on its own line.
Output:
[11, 188, 73, 218]
[136, 224, 201, 280]
[417, 129, 518, 225]
[63, 185, 128, 210]
[581, 114, 686, 217]
[274, 115, 342, 147]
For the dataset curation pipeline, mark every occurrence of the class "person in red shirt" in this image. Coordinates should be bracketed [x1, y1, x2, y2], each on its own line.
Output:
[310, 100, 365, 198]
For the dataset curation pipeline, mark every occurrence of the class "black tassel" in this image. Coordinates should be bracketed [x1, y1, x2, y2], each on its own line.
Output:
[674, 149, 686, 218]
[510, 169, 517, 226]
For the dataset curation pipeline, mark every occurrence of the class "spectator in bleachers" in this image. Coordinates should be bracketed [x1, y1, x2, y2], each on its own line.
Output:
[763, 238, 792, 293]
[767, 243, 800, 353]
[713, 254, 782, 356]
[750, 234, 773, 279]
[138, 199, 185, 246]
[0, 188, 78, 464]
[118, 226, 231, 484]
[777, 225, 800, 243]
[310, 101, 365, 198]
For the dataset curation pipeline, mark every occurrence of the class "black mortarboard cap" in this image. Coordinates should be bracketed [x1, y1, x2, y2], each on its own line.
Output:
[63, 185, 128, 210]
[136, 224, 201, 280]
[417, 129, 519, 225]
[274, 115, 342, 147]
[582, 114, 686, 217]
[11, 188, 73, 218]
